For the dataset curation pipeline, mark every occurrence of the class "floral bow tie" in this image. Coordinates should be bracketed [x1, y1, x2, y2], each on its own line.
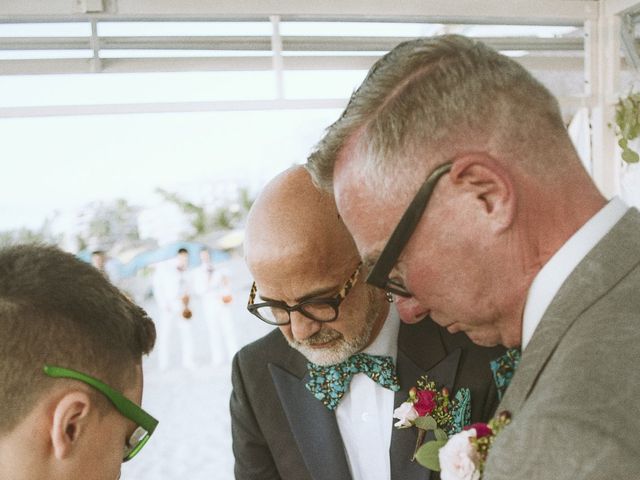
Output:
[305, 353, 400, 410]
[490, 348, 521, 400]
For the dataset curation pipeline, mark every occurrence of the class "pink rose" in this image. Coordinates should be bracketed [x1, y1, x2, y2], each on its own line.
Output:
[414, 389, 437, 416]
[439, 429, 481, 480]
[464, 423, 492, 438]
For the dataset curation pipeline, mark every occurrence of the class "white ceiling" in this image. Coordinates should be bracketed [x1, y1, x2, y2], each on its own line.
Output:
[0, 0, 638, 119]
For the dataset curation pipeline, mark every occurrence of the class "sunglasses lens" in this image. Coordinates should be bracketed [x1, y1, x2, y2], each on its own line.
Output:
[123, 426, 150, 462]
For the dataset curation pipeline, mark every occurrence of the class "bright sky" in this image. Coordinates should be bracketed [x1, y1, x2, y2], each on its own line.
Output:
[0, 70, 366, 231]
[0, 109, 341, 229]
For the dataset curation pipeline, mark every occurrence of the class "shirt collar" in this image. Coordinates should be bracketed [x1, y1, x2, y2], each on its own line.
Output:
[521, 197, 629, 350]
[361, 304, 400, 362]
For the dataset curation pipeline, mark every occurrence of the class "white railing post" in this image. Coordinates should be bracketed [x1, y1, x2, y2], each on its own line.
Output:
[588, 7, 621, 198]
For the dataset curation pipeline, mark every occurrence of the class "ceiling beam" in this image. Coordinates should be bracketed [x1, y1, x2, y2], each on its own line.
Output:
[0, 97, 350, 118]
[0, 54, 588, 76]
[0, 35, 586, 52]
[0, 93, 588, 119]
[0, 0, 597, 25]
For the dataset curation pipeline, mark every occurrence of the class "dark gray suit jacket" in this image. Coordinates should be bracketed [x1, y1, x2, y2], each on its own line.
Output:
[484, 208, 640, 479]
[231, 317, 504, 480]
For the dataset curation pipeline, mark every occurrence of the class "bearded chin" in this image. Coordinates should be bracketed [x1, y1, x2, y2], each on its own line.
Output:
[288, 324, 373, 366]
[296, 340, 351, 366]
[286, 290, 384, 366]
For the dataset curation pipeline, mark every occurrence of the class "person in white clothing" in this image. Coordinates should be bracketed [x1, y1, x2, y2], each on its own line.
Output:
[152, 247, 198, 370]
[193, 247, 238, 366]
[90, 249, 119, 284]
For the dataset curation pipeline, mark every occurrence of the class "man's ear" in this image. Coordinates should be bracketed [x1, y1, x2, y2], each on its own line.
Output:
[449, 153, 516, 233]
[50, 391, 93, 460]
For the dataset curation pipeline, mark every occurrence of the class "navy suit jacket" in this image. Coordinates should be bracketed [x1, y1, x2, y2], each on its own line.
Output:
[230, 317, 504, 480]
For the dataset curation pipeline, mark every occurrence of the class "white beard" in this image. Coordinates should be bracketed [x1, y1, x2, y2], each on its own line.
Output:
[287, 302, 381, 366]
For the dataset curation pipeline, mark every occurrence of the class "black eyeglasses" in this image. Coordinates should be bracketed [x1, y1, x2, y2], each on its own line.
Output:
[366, 162, 452, 298]
[247, 263, 362, 325]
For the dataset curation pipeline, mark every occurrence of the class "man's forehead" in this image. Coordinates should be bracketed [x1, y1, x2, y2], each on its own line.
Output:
[253, 254, 357, 301]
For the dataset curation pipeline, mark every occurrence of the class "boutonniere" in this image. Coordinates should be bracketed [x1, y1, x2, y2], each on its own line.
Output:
[437, 411, 511, 480]
[392, 375, 471, 469]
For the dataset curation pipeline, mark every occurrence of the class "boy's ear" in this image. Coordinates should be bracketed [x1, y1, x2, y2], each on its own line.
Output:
[50, 391, 92, 460]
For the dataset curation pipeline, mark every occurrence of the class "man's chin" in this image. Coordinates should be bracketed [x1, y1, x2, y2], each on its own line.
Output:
[464, 329, 503, 347]
[296, 343, 352, 366]
[307, 338, 338, 349]
[304, 353, 349, 366]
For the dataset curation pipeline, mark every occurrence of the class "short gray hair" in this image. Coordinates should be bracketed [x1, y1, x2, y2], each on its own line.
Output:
[306, 34, 570, 194]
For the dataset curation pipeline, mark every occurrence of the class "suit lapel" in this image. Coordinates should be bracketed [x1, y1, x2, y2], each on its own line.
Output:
[267, 317, 469, 480]
[500, 209, 640, 415]
[390, 320, 462, 480]
[269, 362, 351, 480]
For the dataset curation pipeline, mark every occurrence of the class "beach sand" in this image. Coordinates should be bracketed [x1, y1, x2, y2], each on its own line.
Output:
[121, 293, 274, 480]
[121, 365, 235, 480]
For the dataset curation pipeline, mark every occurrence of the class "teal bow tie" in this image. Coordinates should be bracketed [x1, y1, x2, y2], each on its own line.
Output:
[305, 353, 400, 411]
[490, 348, 521, 400]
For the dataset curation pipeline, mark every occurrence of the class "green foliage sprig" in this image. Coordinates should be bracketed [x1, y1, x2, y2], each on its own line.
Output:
[614, 92, 640, 163]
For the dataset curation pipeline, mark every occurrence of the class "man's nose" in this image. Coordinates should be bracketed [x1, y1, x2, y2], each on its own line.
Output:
[289, 311, 322, 341]
[394, 295, 429, 324]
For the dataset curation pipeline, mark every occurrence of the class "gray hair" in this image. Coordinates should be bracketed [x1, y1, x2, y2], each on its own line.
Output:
[306, 34, 571, 195]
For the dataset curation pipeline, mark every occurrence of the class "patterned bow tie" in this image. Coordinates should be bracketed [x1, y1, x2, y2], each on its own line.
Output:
[305, 353, 400, 410]
[490, 348, 522, 400]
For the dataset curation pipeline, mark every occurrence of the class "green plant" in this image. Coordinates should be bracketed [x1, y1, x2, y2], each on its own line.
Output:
[614, 92, 640, 163]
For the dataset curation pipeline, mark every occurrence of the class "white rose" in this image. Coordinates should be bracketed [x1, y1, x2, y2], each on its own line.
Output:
[439, 428, 481, 480]
[393, 401, 418, 428]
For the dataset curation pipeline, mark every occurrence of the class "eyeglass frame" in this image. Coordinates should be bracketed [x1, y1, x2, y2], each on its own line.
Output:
[366, 162, 453, 297]
[43, 364, 158, 462]
[247, 262, 362, 325]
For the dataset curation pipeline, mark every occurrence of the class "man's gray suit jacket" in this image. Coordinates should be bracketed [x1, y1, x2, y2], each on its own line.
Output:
[485, 208, 640, 479]
[231, 317, 504, 480]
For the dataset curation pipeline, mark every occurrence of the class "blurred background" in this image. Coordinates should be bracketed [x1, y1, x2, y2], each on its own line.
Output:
[2, 1, 640, 478]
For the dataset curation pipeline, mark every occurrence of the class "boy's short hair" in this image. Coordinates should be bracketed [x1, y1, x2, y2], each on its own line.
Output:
[0, 244, 156, 433]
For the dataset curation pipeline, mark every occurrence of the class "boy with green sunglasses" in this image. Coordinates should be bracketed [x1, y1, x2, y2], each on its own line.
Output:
[0, 245, 157, 480]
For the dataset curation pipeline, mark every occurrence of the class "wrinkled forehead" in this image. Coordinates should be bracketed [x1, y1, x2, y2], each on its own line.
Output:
[246, 206, 360, 293]
[249, 230, 356, 277]
[249, 245, 359, 302]
[246, 198, 359, 272]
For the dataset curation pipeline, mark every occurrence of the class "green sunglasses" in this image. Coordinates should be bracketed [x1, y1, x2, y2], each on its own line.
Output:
[43, 365, 158, 462]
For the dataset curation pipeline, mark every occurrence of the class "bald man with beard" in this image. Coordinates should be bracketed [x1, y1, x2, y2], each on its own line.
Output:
[230, 166, 504, 480]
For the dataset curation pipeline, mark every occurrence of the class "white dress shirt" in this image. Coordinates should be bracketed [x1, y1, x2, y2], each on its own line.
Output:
[521, 197, 629, 350]
[335, 306, 400, 480]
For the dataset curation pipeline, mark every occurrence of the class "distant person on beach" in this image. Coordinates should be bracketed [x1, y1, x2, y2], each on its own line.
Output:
[0, 244, 157, 480]
[230, 166, 504, 480]
[152, 247, 198, 370]
[91, 249, 108, 272]
[90, 249, 119, 283]
[193, 247, 238, 366]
